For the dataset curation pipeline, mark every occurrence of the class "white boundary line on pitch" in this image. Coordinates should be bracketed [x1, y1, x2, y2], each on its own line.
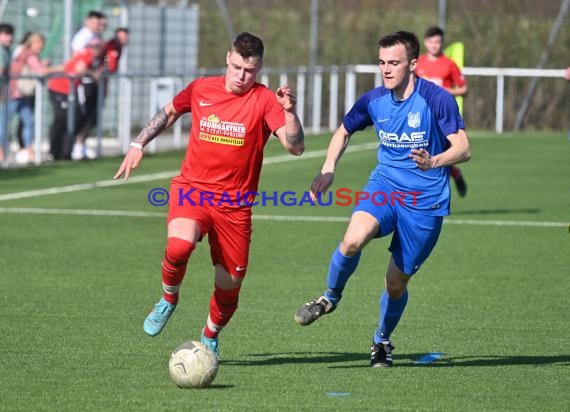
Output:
[0, 207, 567, 228]
[0, 143, 377, 202]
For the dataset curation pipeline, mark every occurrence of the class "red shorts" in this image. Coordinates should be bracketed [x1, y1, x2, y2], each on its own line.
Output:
[167, 180, 252, 278]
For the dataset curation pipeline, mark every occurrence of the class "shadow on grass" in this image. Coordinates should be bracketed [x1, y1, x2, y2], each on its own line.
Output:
[203, 384, 235, 389]
[453, 208, 541, 215]
[224, 352, 570, 368]
[331, 353, 570, 368]
[224, 351, 368, 366]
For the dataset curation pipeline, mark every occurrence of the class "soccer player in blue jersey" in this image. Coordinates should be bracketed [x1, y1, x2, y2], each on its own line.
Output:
[294, 31, 471, 367]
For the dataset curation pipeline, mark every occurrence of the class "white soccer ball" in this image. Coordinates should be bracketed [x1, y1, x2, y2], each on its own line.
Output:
[168, 341, 219, 388]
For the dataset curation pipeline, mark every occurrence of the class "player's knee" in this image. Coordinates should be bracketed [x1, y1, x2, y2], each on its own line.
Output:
[214, 264, 244, 289]
[340, 236, 366, 256]
[386, 282, 406, 299]
[385, 272, 409, 298]
[165, 237, 195, 265]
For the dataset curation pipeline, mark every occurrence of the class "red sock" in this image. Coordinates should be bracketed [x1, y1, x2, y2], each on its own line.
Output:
[450, 166, 462, 180]
[161, 237, 195, 304]
[203, 285, 241, 338]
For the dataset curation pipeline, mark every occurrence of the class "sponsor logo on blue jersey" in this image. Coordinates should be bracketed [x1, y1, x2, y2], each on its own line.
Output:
[378, 130, 428, 148]
[407, 112, 421, 128]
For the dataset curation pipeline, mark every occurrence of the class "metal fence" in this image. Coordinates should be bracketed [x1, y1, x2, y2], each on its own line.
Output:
[2, 65, 567, 166]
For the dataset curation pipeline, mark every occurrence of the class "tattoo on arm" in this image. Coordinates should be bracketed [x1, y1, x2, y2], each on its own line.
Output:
[286, 130, 304, 147]
[133, 108, 169, 146]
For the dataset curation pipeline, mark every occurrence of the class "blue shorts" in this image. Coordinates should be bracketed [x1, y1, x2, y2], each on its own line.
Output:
[352, 178, 443, 276]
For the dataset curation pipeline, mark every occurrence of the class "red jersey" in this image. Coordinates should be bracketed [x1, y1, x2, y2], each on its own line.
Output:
[416, 54, 466, 90]
[172, 76, 286, 206]
[47, 49, 97, 95]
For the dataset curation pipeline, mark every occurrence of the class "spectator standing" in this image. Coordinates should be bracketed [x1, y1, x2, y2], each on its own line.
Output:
[416, 26, 469, 197]
[0, 23, 14, 165]
[71, 10, 107, 160]
[71, 11, 105, 54]
[12, 32, 32, 152]
[7, 33, 61, 163]
[47, 39, 103, 160]
[103, 28, 129, 74]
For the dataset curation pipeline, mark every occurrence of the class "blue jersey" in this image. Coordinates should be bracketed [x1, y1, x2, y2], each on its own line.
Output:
[343, 77, 464, 216]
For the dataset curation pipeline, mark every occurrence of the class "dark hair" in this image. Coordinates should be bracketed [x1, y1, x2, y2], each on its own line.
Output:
[87, 10, 106, 19]
[230, 32, 264, 61]
[115, 27, 129, 35]
[0, 23, 14, 35]
[378, 31, 420, 62]
[424, 26, 444, 39]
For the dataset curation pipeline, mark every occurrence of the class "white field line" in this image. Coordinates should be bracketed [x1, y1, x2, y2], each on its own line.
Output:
[0, 207, 166, 218]
[0, 207, 567, 229]
[0, 143, 378, 202]
[0, 171, 177, 202]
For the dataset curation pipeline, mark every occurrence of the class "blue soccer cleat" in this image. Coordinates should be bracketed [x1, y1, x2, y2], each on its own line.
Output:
[143, 298, 176, 336]
[200, 328, 219, 356]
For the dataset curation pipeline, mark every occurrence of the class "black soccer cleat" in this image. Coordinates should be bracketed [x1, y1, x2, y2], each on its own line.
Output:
[294, 296, 336, 326]
[370, 341, 395, 368]
[453, 173, 468, 197]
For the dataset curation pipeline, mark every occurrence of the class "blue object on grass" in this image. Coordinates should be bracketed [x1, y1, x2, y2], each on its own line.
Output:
[415, 352, 445, 365]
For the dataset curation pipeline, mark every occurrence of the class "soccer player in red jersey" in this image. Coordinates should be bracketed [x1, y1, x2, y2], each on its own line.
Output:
[114, 32, 304, 355]
[416, 26, 468, 197]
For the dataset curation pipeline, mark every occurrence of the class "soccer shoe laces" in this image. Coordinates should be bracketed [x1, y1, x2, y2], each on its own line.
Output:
[370, 340, 396, 367]
[307, 296, 335, 315]
[152, 300, 175, 318]
[370, 341, 395, 357]
[295, 295, 337, 326]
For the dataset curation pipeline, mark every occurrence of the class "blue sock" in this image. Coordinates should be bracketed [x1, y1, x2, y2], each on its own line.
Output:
[374, 289, 408, 344]
[323, 245, 361, 305]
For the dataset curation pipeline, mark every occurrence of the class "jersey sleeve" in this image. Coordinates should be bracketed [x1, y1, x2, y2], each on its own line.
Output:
[435, 90, 465, 136]
[449, 61, 467, 88]
[172, 80, 197, 114]
[342, 93, 373, 133]
[261, 88, 285, 133]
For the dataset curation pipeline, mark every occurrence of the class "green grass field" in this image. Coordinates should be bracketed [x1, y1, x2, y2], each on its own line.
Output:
[1, 131, 569, 411]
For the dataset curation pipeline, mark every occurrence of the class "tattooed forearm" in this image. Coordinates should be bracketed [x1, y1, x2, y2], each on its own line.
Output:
[283, 110, 305, 155]
[286, 130, 304, 147]
[133, 108, 169, 146]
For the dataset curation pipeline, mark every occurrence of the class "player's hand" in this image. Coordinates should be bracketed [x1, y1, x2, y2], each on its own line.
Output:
[410, 148, 435, 171]
[276, 85, 297, 112]
[310, 171, 335, 202]
[114, 147, 144, 181]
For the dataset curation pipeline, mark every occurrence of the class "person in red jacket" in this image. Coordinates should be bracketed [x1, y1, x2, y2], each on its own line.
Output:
[47, 39, 103, 160]
[103, 27, 129, 74]
[416, 26, 468, 197]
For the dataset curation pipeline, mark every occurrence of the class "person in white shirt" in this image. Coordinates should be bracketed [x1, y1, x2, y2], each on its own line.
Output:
[70, 10, 107, 160]
[71, 10, 106, 54]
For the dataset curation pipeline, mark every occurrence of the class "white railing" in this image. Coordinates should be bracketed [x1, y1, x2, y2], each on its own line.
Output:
[4, 66, 566, 166]
[315, 65, 565, 134]
[461, 67, 565, 134]
[250, 65, 566, 135]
